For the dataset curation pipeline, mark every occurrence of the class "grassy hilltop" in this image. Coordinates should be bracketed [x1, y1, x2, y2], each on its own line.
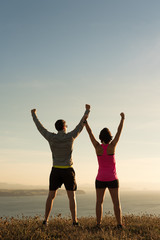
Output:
[0, 215, 160, 240]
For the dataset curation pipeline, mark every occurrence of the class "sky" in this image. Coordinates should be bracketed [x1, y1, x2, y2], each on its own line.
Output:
[0, 0, 160, 191]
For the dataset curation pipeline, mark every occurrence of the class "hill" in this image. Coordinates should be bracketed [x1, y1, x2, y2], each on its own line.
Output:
[0, 215, 159, 240]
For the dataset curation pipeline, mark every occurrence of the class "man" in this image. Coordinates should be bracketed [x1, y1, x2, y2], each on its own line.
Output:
[31, 104, 90, 226]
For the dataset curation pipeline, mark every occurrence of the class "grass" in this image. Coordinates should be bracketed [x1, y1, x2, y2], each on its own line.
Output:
[0, 215, 160, 240]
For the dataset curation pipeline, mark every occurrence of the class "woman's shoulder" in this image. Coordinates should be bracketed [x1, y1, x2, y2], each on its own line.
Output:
[96, 143, 104, 155]
[107, 142, 115, 154]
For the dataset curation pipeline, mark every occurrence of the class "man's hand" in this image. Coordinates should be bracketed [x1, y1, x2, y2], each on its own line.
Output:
[85, 104, 90, 110]
[120, 112, 125, 119]
[83, 104, 90, 121]
[31, 109, 36, 114]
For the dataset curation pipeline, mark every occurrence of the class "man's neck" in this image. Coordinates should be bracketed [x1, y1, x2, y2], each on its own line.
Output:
[58, 129, 66, 133]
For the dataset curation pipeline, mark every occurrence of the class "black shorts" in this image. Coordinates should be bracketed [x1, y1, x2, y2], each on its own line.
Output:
[95, 179, 119, 189]
[49, 167, 77, 191]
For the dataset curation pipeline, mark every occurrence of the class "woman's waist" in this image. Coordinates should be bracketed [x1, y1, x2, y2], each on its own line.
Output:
[97, 167, 117, 177]
[98, 165, 116, 172]
[96, 171, 118, 181]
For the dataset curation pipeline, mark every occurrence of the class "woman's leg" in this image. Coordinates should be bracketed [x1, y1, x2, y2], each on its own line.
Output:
[108, 188, 122, 225]
[96, 188, 106, 225]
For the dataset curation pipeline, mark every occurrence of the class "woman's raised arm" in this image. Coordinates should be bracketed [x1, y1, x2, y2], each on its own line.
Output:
[85, 121, 100, 149]
[111, 112, 125, 147]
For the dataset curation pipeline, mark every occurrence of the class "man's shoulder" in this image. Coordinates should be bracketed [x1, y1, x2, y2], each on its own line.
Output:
[55, 131, 71, 138]
[50, 133, 72, 144]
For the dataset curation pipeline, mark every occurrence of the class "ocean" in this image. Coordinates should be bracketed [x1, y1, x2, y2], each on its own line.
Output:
[0, 191, 160, 218]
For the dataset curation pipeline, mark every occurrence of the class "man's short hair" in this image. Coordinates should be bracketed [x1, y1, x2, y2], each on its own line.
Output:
[55, 119, 65, 131]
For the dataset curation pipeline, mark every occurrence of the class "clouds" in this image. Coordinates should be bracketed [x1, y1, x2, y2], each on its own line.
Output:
[0, 149, 50, 163]
[118, 157, 160, 186]
[0, 1, 160, 189]
[0, 149, 51, 185]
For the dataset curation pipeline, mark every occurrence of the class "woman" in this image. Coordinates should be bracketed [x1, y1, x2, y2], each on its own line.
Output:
[85, 113, 125, 228]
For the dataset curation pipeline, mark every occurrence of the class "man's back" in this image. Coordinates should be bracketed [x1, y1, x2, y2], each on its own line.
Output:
[31, 107, 90, 167]
[48, 130, 75, 167]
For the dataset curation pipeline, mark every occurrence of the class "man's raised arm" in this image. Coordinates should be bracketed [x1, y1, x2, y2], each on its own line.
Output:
[69, 104, 90, 139]
[31, 109, 53, 141]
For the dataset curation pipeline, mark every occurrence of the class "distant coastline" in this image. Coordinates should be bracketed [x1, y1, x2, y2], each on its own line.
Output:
[0, 189, 85, 197]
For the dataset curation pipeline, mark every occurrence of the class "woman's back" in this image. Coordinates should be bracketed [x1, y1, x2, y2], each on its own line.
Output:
[96, 144, 118, 181]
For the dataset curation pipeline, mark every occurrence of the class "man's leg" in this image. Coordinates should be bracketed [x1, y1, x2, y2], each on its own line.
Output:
[96, 188, 106, 225]
[108, 188, 122, 225]
[45, 190, 57, 222]
[66, 190, 77, 223]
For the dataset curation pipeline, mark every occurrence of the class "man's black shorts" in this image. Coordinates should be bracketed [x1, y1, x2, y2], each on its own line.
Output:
[49, 167, 77, 191]
[95, 179, 119, 189]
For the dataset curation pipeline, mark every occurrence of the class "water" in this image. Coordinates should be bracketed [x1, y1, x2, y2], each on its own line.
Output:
[0, 191, 160, 218]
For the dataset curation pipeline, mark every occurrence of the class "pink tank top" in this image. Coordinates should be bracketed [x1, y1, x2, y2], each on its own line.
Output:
[96, 144, 118, 181]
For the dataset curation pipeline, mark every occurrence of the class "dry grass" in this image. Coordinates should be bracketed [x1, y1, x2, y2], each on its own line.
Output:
[0, 215, 159, 240]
